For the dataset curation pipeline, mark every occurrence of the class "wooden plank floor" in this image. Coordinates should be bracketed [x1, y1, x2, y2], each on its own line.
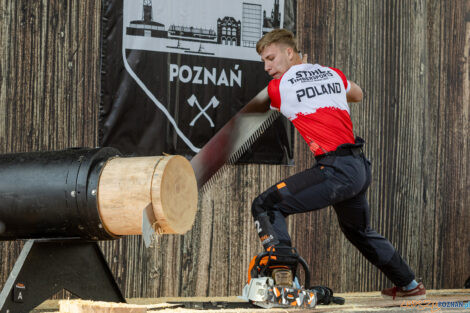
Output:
[32, 289, 469, 313]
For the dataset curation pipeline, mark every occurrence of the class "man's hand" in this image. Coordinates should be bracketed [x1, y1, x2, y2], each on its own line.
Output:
[346, 81, 363, 102]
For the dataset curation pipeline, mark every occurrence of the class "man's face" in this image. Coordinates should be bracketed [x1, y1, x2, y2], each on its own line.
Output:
[260, 43, 292, 79]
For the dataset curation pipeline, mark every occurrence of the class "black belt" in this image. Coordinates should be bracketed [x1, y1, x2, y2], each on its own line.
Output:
[315, 147, 362, 161]
[315, 145, 363, 162]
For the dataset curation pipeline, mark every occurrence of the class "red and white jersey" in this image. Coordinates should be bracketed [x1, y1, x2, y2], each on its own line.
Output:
[268, 63, 355, 156]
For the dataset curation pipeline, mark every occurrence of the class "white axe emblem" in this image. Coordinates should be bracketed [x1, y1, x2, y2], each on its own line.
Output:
[188, 95, 220, 127]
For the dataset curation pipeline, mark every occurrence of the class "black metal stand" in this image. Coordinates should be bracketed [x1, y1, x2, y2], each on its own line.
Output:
[0, 239, 125, 313]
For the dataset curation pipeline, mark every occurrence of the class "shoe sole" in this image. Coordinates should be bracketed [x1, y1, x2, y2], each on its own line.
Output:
[381, 294, 426, 300]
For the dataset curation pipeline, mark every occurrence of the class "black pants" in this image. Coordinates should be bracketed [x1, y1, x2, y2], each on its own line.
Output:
[251, 140, 415, 287]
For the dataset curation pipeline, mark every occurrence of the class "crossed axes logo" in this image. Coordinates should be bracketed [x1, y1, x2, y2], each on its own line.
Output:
[187, 94, 220, 127]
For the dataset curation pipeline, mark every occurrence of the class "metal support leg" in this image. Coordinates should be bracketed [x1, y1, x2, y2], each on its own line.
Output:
[0, 239, 125, 313]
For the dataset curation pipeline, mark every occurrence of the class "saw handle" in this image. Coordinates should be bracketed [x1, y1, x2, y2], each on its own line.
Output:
[251, 248, 311, 288]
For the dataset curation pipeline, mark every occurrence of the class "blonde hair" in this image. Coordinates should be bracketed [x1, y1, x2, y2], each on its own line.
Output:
[256, 28, 299, 55]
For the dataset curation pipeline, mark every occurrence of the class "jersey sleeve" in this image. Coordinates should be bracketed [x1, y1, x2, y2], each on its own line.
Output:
[267, 79, 282, 111]
[329, 67, 351, 92]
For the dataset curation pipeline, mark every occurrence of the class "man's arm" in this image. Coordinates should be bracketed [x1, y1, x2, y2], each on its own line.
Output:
[347, 81, 363, 102]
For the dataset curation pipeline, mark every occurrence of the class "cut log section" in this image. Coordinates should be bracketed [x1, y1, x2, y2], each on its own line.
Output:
[97, 155, 198, 236]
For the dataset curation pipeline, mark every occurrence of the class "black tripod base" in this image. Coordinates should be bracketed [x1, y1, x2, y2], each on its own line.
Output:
[0, 239, 125, 313]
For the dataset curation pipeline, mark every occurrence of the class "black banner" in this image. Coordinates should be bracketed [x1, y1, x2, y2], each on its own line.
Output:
[100, 0, 295, 164]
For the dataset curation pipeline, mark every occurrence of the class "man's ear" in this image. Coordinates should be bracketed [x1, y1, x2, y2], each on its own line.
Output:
[286, 47, 294, 60]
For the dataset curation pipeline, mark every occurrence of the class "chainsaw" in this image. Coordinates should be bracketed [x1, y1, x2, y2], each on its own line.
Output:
[241, 248, 345, 309]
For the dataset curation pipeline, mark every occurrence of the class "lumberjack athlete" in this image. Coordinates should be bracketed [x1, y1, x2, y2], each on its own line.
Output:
[248, 29, 426, 300]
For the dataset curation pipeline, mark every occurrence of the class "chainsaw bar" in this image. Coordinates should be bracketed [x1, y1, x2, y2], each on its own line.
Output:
[190, 87, 280, 191]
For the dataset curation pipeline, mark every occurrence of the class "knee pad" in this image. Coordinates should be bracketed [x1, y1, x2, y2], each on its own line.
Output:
[251, 194, 266, 218]
[251, 186, 281, 218]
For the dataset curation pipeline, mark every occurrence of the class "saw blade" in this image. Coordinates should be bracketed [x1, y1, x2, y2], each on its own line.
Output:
[190, 87, 281, 190]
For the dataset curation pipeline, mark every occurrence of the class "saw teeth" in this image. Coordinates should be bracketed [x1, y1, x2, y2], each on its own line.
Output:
[199, 111, 282, 192]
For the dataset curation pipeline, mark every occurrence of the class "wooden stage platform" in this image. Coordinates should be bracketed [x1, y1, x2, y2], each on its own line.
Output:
[32, 289, 469, 313]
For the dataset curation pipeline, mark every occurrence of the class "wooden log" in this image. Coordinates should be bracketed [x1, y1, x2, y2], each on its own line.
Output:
[59, 300, 146, 313]
[97, 155, 198, 236]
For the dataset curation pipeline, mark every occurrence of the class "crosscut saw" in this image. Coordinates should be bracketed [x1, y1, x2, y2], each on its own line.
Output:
[190, 87, 280, 190]
[191, 51, 309, 189]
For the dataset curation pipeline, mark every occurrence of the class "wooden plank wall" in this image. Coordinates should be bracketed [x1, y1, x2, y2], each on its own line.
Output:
[0, 0, 468, 298]
[295, 0, 470, 293]
[0, 0, 102, 298]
